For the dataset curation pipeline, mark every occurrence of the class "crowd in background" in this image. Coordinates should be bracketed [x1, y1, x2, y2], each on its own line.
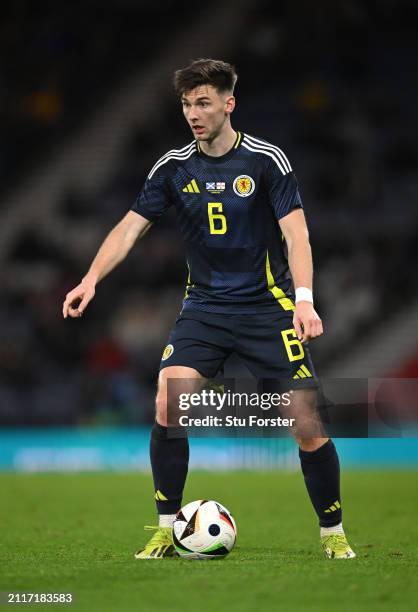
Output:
[0, 0, 190, 196]
[1, 0, 417, 425]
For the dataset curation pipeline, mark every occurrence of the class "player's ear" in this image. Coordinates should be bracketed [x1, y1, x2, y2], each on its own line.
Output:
[225, 95, 235, 115]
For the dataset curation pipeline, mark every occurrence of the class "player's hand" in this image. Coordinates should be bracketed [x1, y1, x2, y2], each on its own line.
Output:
[293, 302, 323, 343]
[62, 279, 96, 319]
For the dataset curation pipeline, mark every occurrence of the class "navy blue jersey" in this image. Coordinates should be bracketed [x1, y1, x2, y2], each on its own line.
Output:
[132, 132, 303, 315]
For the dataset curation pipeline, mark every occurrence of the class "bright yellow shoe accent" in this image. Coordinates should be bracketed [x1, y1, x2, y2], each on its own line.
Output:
[134, 526, 176, 560]
[321, 534, 356, 559]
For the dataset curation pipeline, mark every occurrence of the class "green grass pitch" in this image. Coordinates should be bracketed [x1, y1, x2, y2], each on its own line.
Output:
[1, 470, 417, 612]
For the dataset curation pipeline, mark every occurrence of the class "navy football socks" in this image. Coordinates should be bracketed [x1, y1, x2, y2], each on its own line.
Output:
[150, 422, 189, 515]
[299, 439, 342, 527]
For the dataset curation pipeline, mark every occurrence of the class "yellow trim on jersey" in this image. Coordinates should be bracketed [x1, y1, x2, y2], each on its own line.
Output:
[184, 269, 191, 299]
[184, 262, 194, 300]
[265, 252, 295, 311]
[182, 180, 200, 193]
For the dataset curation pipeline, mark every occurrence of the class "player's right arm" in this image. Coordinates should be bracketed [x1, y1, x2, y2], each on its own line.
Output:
[62, 211, 151, 319]
[63, 151, 174, 319]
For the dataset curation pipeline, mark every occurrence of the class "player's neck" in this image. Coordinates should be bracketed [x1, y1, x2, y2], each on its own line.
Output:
[199, 126, 237, 158]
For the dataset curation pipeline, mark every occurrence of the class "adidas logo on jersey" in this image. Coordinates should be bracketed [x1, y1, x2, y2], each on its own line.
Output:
[182, 179, 200, 193]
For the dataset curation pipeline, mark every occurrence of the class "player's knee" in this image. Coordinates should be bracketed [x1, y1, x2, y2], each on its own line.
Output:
[155, 372, 179, 426]
[296, 437, 329, 452]
[155, 368, 170, 425]
[155, 390, 168, 427]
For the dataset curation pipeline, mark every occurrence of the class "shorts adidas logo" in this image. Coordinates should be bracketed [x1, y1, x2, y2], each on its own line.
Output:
[293, 364, 312, 379]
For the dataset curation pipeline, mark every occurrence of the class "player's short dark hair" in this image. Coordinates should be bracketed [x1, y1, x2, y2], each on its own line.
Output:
[174, 58, 238, 97]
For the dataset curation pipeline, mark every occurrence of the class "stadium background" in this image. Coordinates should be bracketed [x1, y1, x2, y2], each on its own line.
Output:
[0, 0, 417, 468]
[1, 2, 418, 610]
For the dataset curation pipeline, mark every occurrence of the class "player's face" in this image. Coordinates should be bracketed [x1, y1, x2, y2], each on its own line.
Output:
[181, 85, 234, 142]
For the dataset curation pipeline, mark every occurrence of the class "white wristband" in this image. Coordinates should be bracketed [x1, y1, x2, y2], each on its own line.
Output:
[295, 287, 313, 304]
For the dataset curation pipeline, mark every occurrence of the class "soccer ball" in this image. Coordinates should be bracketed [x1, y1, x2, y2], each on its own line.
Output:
[173, 499, 237, 559]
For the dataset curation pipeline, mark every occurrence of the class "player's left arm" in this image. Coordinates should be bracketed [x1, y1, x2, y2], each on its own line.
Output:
[279, 209, 323, 343]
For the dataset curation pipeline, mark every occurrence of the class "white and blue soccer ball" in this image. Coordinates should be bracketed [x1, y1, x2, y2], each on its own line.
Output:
[173, 499, 237, 559]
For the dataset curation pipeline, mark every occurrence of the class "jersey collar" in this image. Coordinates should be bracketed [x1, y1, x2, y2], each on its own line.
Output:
[196, 131, 242, 163]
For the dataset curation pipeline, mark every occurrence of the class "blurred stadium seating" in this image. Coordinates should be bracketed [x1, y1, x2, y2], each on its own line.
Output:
[0, 0, 417, 428]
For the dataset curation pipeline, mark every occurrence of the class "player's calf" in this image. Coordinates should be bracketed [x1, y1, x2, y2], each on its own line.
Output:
[298, 438, 356, 559]
[141, 366, 203, 558]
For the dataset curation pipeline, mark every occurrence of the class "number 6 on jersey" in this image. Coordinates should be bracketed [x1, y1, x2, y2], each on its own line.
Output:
[208, 202, 227, 234]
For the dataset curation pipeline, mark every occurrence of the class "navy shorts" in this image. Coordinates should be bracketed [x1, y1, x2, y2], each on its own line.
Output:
[160, 310, 318, 389]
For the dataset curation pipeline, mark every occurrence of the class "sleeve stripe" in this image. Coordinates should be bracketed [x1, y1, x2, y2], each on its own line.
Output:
[241, 141, 289, 175]
[244, 134, 292, 172]
[147, 141, 196, 179]
[148, 147, 197, 179]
